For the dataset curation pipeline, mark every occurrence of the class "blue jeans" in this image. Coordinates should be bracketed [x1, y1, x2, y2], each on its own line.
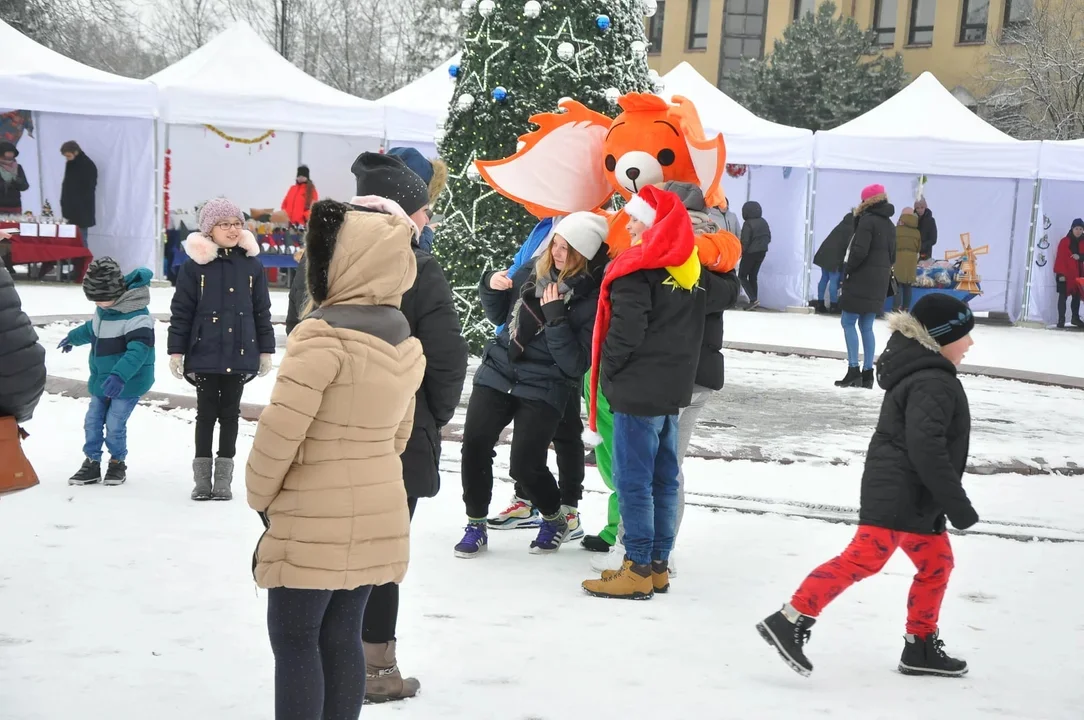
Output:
[83, 395, 140, 462]
[612, 412, 680, 565]
[817, 270, 841, 305]
[841, 311, 877, 370]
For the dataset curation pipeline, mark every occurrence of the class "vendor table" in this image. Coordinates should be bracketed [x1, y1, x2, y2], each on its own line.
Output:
[1, 222, 91, 281]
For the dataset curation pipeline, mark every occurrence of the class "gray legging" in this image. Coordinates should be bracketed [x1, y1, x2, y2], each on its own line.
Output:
[617, 385, 713, 546]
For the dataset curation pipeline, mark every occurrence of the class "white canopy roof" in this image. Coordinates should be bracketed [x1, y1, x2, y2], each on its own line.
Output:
[149, 22, 384, 137]
[814, 72, 1040, 179]
[660, 62, 813, 167]
[1039, 138, 1084, 182]
[0, 20, 157, 118]
[377, 55, 458, 144]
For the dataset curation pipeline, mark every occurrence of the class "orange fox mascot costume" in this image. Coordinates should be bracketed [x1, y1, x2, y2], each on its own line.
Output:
[477, 92, 741, 548]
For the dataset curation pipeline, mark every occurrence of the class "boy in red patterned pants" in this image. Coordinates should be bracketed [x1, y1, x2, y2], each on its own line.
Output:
[758, 294, 980, 678]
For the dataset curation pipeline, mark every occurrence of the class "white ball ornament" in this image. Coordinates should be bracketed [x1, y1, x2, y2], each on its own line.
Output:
[604, 87, 620, 104]
[643, 0, 658, 18]
[457, 93, 475, 111]
[648, 68, 660, 82]
[466, 164, 481, 181]
[460, 0, 477, 15]
[557, 42, 575, 61]
[523, 0, 541, 18]
[631, 40, 647, 57]
[478, 0, 495, 17]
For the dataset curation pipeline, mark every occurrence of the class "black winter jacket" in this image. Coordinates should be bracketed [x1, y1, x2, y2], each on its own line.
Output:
[918, 209, 938, 258]
[168, 233, 275, 379]
[694, 270, 741, 391]
[60, 152, 98, 228]
[840, 200, 896, 315]
[859, 313, 978, 534]
[740, 201, 771, 255]
[476, 247, 606, 413]
[814, 212, 854, 271]
[0, 265, 46, 423]
[0, 164, 29, 212]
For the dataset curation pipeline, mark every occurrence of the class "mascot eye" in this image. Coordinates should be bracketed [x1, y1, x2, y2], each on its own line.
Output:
[605, 154, 617, 172]
[657, 149, 676, 167]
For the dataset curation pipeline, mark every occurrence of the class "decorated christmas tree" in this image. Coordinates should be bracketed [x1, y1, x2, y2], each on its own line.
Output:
[434, 0, 659, 350]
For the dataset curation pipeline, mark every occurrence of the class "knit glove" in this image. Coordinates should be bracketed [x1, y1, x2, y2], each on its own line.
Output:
[258, 353, 273, 377]
[58, 336, 74, 353]
[169, 354, 184, 380]
[101, 374, 125, 399]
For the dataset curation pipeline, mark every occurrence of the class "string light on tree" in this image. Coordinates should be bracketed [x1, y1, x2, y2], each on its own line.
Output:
[524, 0, 541, 18]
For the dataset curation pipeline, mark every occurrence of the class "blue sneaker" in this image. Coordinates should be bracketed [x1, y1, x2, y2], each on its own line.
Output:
[454, 522, 488, 559]
[529, 514, 570, 555]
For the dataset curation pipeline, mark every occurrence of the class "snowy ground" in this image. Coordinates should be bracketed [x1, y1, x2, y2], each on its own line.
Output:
[1, 394, 1083, 719]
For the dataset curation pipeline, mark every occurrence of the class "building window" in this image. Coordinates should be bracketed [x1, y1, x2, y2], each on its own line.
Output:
[793, 0, 816, 19]
[647, 1, 666, 53]
[872, 0, 898, 45]
[719, 0, 767, 82]
[907, 0, 935, 44]
[687, 0, 710, 49]
[1003, 0, 1031, 27]
[958, 0, 988, 42]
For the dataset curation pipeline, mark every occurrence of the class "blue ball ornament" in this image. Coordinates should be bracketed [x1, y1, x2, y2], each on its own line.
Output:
[448, 64, 460, 78]
[492, 86, 508, 102]
[596, 14, 611, 31]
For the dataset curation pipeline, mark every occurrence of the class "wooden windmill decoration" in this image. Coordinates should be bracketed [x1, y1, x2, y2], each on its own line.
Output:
[945, 233, 989, 294]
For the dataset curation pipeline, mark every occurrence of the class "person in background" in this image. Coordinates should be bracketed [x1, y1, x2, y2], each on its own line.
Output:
[61, 258, 155, 487]
[246, 198, 425, 720]
[914, 197, 937, 260]
[347, 151, 468, 703]
[0, 142, 28, 217]
[712, 198, 741, 237]
[813, 211, 853, 314]
[835, 184, 895, 390]
[281, 165, 318, 226]
[0, 255, 46, 424]
[168, 198, 275, 502]
[386, 147, 448, 253]
[738, 200, 771, 310]
[60, 141, 98, 249]
[758, 294, 978, 679]
[893, 207, 922, 312]
[1053, 218, 1084, 328]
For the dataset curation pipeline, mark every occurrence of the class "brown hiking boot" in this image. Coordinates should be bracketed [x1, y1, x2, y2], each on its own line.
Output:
[363, 641, 419, 703]
[582, 558, 654, 600]
[600, 560, 670, 593]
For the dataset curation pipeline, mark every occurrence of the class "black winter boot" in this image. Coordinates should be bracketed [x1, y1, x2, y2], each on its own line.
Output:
[103, 459, 127, 486]
[757, 604, 817, 676]
[898, 631, 968, 677]
[1073, 316, 1084, 329]
[833, 366, 862, 388]
[581, 534, 612, 553]
[861, 369, 875, 389]
[69, 458, 102, 486]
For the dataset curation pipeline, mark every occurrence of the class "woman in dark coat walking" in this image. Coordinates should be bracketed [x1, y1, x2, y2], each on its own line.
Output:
[836, 184, 896, 389]
[738, 200, 771, 309]
[0, 258, 46, 423]
[813, 212, 853, 313]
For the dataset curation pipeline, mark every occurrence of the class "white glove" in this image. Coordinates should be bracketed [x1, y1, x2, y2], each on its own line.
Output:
[259, 353, 273, 377]
[169, 354, 184, 380]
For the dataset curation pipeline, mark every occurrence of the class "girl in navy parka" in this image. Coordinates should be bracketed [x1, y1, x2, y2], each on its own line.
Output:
[168, 198, 274, 502]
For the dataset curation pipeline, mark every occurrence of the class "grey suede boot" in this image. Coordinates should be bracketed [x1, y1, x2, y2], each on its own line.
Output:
[364, 641, 419, 703]
[212, 458, 234, 501]
[191, 458, 213, 501]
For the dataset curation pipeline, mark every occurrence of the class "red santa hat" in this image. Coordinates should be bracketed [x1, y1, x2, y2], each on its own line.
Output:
[584, 185, 697, 445]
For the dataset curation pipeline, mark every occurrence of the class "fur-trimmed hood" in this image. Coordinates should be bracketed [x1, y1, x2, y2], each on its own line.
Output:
[428, 158, 448, 204]
[856, 193, 889, 216]
[887, 311, 940, 352]
[183, 230, 260, 265]
[876, 311, 955, 391]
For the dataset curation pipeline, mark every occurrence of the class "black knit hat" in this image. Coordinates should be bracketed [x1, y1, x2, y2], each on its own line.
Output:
[911, 293, 975, 346]
[83, 257, 126, 302]
[297, 165, 310, 180]
[350, 152, 429, 216]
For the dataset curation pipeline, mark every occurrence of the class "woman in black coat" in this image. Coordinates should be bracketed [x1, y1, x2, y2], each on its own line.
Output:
[0, 260, 46, 423]
[836, 185, 896, 389]
[813, 211, 853, 313]
[456, 213, 609, 559]
[0, 142, 29, 215]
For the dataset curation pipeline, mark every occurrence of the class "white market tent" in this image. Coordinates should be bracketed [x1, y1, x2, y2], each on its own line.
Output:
[811, 72, 1042, 319]
[0, 19, 158, 273]
[149, 22, 386, 224]
[377, 54, 459, 156]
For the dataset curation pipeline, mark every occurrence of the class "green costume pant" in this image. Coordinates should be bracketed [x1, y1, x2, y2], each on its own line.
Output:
[585, 374, 619, 545]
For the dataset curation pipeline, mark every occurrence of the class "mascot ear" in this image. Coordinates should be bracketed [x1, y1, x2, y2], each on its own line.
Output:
[671, 95, 727, 208]
[476, 100, 614, 219]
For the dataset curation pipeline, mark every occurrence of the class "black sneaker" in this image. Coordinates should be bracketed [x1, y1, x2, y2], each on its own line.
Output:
[833, 366, 862, 388]
[69, 458, 102, 486]
[103, 460, 127, 486]
[898, 631, 968, 677]
[580, 534, 612, 553]
[585, 449, 597, 467]
[756, 604, 817, 676]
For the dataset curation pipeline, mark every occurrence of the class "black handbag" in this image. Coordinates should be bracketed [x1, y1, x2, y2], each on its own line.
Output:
[887, 272, 898, 298]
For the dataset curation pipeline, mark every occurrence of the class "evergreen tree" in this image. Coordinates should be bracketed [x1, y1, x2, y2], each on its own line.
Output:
[435, 0, 656, 350]
[729, 2, 907, 132]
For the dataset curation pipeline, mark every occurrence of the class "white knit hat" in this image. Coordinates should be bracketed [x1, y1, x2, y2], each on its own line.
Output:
[554, 212, 607, 260]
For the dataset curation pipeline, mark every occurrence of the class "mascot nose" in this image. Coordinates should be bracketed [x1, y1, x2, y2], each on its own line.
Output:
[625, 167, 641, 181]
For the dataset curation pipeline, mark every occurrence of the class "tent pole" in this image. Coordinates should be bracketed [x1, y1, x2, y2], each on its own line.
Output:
[297, 133, 303, 168]
[153, 118, 162, 279]
[803, 167, 817, 303]
[1003, 178, 1021, 318]
[1019, 178, 1042, 322]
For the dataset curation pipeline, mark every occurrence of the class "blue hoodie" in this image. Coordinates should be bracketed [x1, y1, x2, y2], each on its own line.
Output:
[494, 217, 556, 336]
[66, 268, 156, 398]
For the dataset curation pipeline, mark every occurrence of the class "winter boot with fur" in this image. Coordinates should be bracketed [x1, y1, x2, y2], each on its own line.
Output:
[582, 558, 654, 600]
[69, 458, 102, 486]
[833, 366, 862, 388]
[861, 369, 875, 389]
[363, 641, 420, 703]
[212, 458, 234, 501]
[898, 631, 968, 676]
[756, 603, 817, 677]
[191, 458, 213, 501]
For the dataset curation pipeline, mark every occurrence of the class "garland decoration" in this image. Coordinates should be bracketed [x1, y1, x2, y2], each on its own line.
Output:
[204, 125, 276, 148]
[163, 149, 172, 230]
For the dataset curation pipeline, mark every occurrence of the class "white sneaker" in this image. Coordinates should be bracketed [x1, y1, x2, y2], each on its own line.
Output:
[668, 551, 678, 578]
[590, 543, 626, 573]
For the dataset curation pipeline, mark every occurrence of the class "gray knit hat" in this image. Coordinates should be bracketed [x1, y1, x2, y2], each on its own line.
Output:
[83, 257, 126, 302]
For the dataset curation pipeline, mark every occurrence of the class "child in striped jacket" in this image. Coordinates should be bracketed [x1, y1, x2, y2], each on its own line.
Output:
[60, 257, 155, 486]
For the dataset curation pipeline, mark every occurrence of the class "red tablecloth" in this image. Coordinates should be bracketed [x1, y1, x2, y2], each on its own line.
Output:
[2, 222, 92, 281]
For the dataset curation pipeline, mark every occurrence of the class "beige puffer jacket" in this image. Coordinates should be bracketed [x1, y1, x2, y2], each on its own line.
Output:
[246, 207, 426, 591]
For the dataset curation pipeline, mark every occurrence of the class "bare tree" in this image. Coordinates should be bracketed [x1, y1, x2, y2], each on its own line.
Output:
[151, 0, 224, 61]
[981, 0, 1084, 140]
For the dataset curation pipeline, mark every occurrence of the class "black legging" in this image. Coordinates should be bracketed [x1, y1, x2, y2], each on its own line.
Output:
[1057, 279, 1081, 322]
[739, 251, 767, 303]
[194, 373, 246, 458]
[515, 386, 584, 508]
[268, 585, 373, 720]
[362, 497, 418, 644]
